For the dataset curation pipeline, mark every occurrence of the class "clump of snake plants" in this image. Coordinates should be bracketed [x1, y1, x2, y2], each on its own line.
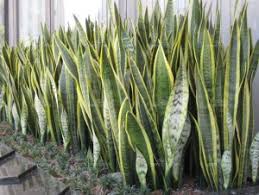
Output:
[0, 0, 258, 192]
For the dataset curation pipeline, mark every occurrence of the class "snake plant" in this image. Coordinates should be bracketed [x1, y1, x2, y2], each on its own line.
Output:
[0, 0, 258, 192]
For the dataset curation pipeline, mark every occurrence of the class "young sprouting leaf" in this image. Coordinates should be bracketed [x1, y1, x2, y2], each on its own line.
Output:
[221, 150, 232, 189]
[250, 133, 259, 183]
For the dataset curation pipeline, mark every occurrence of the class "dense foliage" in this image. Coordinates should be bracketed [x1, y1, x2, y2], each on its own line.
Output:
[0, 0, 259, 192]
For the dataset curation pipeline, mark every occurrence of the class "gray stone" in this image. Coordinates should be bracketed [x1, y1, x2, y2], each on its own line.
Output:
[0, 144, 70, 195]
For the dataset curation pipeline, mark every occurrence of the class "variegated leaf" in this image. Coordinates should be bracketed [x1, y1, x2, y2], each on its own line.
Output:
[60, 108, 71, 150]
[136, 149, 148, 188]
[172, 115, 191, 181]
[35, 94, 47, 143]
[93, 131, 100, 168]
[250, 133, 259, 183]
[12, 103, 19, 131]
[223, 23, 240, 151]
[21, 96, 28, 135]
[162, 63, 189, 179]
[221, 150, 232, 189]
[118, 98, 135, 185]
[126, 112, 157, 189]
[164, 0, 175, 37]
[153, 43, 174, 128]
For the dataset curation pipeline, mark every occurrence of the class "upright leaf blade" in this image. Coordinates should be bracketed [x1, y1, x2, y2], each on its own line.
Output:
[153, 43, 174, 128]
[162, 63, 189, 180]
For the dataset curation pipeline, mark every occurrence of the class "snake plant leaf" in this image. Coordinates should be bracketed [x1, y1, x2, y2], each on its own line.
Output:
[144, 8, 150, 40]
[249, 40, 259, 81]
[215, 52, 224, 135]
[88, 92, 108, 156]
[137, 91, 164, 160]
[35, 94, 47, 143]
[55, 37, 79, 81]
[213, 9, 221, 59]
[237, 79, 251, 186]
[153, 43, 174, 128]
[12, 103, 19, 130]
[250, 133, 259, 183]
[135, 39, 146, 74]
[189, 0, 202, 34]
[240, 6, 250, 82]
[21, 95, 28, 135]
[150, 8, 161, 46]
[172, 115, 191, 182]
[52, 37, 61, 64]
[59, 65, 79, 152]
[223, 22, 240, 151]
[221, 150, 232, 189]
[121, 32, 135, 57]
[191, 114, 213, 186]
[76, 101, 89, 150]
[93, 131, 100, 168]
[100, 45, 121, 142]
[76, 47, 92, 117]
[136, 149, 148, 188]
[195, 66, 219, 189]
[164, 0, 175, 37]
[114, 2, 122, 30]
[200, 30, 216, 102]
[118, 98, 135, 185]
[162, 62, 189, 180]
[60, 108, 71, 151]
[137, 1, 148, 50]
[126, 112, 157, 189]
[103, 95, 116, 171]
[130, 59, 155, 117]
[74, 15, 88, 47]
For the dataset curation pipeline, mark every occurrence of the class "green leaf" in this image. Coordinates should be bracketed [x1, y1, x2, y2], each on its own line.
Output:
[100, 45, 121, 142]
[74, 15, 88, 47]
[55, 37, 79, 81]
[126, 112, 157, 188]
[250, 133, 259, 183]
[118, 98, 135, 185]
[221, 150, 232, 189]
[172, 115, 191, 182]
[21, 95, 28, 135]
[249, 40, 259, 81]
[60, 108, 71, 150]
[130, 59, 155, 118]
[164, 0, 175, 37]
[195, 66, 220, 189]
[240, 6, 250, 82]
[162, 62, 189, 180]
[153, 43, 174, 128]
[12, 103, 19, 130]
[200, 30, 216, 102]
[223, 23, 240, 151]
[137, 91, 164, 160]
[189, 0, 201, 34]
[93, 131, 100, 168]
[136, 149, 148, 188]
[35, 94, 47, 143]
[121, 32, 135, 57]
[237, 80, 251, 186]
